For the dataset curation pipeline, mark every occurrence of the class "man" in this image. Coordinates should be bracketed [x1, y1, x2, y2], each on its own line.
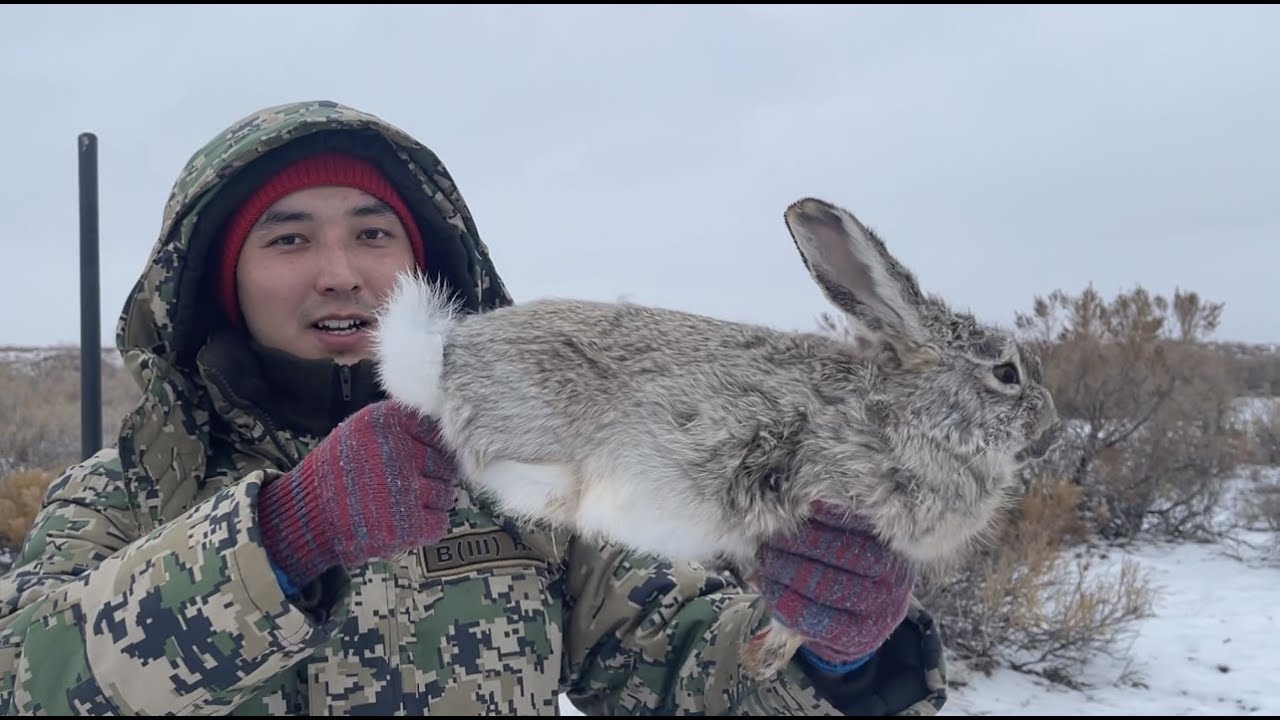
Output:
[0, 100, 947, 715]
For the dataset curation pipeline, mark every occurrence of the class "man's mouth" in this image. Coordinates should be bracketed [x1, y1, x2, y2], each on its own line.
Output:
[312, 318, 371, 335]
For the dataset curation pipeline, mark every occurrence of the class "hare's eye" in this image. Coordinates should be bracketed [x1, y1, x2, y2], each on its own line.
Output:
[993, 362, 1020, 386]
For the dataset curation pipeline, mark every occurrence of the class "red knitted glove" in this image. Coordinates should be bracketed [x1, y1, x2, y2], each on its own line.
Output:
[257, 399, 459, 591]
[757, 501, 914, 672]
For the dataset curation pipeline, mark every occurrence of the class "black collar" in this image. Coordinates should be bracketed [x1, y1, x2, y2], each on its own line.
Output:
[197, 330, 386, 439]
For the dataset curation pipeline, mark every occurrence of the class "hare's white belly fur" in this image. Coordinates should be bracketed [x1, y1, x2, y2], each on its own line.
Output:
[470, 458, 752, 566]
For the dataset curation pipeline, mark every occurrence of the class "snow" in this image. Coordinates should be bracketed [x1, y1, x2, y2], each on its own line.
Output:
[555, 469, 1280, 717]
[1231, 396, 1280, 428]
[0, 347, 66, 370]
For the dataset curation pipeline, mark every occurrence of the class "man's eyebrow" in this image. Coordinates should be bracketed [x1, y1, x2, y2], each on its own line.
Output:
[350, 199, 396, 218]
[254, 208, 312, 231]
[251, 200, 396, 232]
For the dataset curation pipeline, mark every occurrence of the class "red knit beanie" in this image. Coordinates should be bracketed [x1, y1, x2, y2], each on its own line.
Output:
[217, 151, 426, 327]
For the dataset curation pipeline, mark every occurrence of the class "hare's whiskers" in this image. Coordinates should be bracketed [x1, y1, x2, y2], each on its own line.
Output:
[959, 444, 993, 474]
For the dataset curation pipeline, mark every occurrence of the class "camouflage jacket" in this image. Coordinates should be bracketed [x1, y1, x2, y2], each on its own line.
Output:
[0, 101, 948, 716]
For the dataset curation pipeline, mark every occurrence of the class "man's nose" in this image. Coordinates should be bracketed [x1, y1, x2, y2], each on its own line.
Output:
[314, 241, 360, 293]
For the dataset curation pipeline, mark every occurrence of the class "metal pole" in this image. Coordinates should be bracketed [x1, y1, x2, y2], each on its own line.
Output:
[79, 133, 101, 461]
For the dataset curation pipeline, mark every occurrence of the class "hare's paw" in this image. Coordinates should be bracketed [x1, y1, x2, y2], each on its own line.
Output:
[741, 620, 808, 681]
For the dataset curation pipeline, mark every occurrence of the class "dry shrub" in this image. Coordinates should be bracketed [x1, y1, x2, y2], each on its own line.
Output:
[1015, 286, 1247, 541]
[0, 347, 139, 477]
[917, 475, 1158, 683]
[0, 468, 56, 551]
[1003, 553, 1156, 683]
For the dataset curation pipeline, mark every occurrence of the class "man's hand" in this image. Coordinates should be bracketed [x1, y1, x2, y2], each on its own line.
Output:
[257, 399, 460, 591]
[756, 501, 915, 671]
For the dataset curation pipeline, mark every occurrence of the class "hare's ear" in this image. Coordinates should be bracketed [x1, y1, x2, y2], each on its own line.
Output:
[785, 198, 932, 355]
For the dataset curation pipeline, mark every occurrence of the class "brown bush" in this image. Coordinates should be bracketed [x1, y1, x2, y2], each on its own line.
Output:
[1015, 286, 1247, 541]
[917, 474, 1158, 683]
[0, 468, 56, 551]
[0, 347, 139, 477]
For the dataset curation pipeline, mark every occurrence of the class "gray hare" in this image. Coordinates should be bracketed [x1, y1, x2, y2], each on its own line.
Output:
[371, 197, 1062, 679]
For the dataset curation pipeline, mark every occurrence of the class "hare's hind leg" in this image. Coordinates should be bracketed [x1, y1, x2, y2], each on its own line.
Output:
[741, 620, 809, 680]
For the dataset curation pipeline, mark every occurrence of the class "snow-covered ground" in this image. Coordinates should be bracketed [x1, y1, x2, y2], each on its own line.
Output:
[944, 466, 1278, 715]
[557, 469, 1280, 717]
[1231, 396, 1280, 428]
[943, 531, 1278, 715]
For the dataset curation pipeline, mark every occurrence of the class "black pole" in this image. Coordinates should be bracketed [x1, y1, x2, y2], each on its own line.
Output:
[79, 133, 101, 461]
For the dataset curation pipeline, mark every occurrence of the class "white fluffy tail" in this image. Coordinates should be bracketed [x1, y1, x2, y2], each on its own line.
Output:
[372, 270, 459, 418]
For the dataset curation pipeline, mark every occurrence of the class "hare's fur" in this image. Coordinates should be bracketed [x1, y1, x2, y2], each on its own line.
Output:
[372, 197, 1061, 679]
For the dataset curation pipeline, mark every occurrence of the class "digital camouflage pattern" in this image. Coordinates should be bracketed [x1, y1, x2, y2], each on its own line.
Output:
[0, 100, 948, 715]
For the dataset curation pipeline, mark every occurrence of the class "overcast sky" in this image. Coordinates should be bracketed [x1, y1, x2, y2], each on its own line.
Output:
[1, 4, 1276, 349]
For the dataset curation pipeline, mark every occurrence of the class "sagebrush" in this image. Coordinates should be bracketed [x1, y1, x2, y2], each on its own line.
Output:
[0, 347, 138, 555]
[1014, 286, 1250, 541]
[0, 468, 56, 551]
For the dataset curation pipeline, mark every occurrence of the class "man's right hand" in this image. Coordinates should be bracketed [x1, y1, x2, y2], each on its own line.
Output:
[256, 399, 460, 592]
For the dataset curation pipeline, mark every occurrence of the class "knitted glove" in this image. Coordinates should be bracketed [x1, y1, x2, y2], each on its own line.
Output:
[257, 399, 459, 592]
[757, 501, 914, 673]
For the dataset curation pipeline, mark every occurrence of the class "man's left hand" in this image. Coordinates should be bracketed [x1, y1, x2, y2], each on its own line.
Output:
[756, 501, 915, 672]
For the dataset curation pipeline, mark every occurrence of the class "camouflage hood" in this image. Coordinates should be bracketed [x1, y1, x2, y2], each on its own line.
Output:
[117, 99, 512, 370]
[111, 100, 513, 525]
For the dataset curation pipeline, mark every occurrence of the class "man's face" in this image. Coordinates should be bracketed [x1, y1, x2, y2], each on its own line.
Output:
[235, 185, 417, 365]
